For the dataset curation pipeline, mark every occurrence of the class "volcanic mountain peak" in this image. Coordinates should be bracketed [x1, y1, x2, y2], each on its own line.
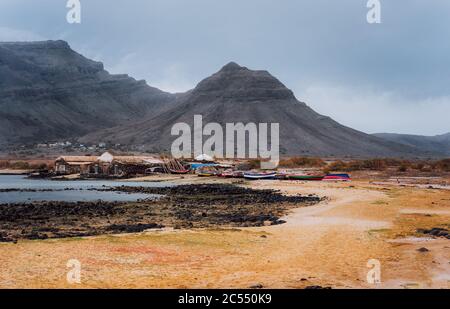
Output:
[192, 61, 296, 102]
[220, 61, 246, 71]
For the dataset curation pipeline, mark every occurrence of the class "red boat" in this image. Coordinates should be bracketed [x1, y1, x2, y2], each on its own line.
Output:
[219, 170, 235, 178]
[170, 169, 190, 175]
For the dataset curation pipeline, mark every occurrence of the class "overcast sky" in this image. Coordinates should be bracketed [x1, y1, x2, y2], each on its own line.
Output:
[1, 0, 449, 135]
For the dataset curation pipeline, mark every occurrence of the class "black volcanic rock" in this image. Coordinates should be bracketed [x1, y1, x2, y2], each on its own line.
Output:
[82, 62, 432, 157]
[0, 40, 175, 146]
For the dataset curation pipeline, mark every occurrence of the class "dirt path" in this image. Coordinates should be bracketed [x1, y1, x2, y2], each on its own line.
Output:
[0, 180, 449, 288]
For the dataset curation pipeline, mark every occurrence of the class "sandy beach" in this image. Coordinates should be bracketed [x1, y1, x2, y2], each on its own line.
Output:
[0, 176, 449, 289]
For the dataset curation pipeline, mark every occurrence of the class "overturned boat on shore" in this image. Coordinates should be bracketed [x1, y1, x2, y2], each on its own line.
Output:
[243, 172, 277, 180]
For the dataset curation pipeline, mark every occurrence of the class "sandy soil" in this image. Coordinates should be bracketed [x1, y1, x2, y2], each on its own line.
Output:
[0, 178, 449, 289]
[0, 169, 32, 175]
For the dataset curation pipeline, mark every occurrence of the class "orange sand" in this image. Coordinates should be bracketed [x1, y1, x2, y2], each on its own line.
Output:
[0, 179, 449, 289]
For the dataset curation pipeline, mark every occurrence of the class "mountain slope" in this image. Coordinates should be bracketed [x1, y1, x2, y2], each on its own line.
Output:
[0, 40, 175, 146]
[81, 62, 432, 158]
[374, 133, 450, 156]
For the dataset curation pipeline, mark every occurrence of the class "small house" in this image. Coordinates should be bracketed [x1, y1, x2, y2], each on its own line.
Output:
[94, 152, 164, 176]
[54, 156, 98, 175]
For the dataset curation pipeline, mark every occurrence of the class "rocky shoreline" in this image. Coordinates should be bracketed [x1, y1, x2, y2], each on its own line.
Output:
[0, 184, 322, 242]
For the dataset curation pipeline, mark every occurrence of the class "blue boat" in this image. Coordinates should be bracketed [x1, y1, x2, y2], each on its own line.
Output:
[243, 172, 277, 180]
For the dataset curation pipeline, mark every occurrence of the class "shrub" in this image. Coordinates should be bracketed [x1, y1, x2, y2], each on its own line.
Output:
[236, 159, 262, 171]
[433, 159, 450, 172]
[398, 164, 408, 172]
[10, 161, 30, 169]
[279, 157, 325, 168]
[0, 160, 11, 169]
[0, 160, 52, 170]
[412, 162, 425, 171]
[326, 160, 348, 172]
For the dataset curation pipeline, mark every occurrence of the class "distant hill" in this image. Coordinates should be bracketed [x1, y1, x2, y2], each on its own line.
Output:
[0, 40, 175, 146]
[373, 133, 450, 156]
[81, 62, 434, 158]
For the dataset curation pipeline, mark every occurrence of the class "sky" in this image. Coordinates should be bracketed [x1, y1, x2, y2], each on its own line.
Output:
[0, 0, 449, 136]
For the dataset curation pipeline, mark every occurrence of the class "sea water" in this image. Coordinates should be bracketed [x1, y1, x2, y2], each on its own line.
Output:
[0, 175, 171, 203]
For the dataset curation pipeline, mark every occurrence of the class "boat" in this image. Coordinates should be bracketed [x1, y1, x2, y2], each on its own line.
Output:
[219, 170, 236, 178]
[197, 172, 217, 177]
[243, 172, 277, 180]
[323, 176, 350, 181]
[288, 175, 324, 181]
[219, 170, 245, 178]
[326, 173, 351, 178]
[169, 169, 191, 175]
[232, 171, 245, 178]
[323, 173, 351, 181]
[275, 173, 288, 180]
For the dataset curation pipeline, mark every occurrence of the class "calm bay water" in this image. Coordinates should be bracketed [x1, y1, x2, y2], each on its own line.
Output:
[0, 175, 171, 203]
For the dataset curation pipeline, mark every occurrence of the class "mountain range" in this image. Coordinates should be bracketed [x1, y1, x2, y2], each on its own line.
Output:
[372, 133, 450, 156]
[0, 40, 175, 146]
[0, 40, 447, 158]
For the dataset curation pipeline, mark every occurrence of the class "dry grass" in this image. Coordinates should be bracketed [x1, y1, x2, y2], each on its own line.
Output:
[0, 159, 53, 170]
[279, 157, 325, 168]
[324, 158, 450, 173]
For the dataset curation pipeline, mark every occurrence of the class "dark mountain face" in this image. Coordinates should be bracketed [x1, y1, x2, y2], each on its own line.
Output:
[192, 62, 296, 103]
[0, 40, 175, 146]
[373, 133, 450, 156]
[0, 41, 441, 158]
[82, 62, 432, 158]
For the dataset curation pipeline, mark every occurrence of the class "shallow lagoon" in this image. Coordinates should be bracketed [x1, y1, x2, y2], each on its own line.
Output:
[0, 175, 170, 203]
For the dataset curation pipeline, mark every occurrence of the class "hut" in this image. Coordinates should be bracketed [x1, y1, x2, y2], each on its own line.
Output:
[54, 156, 98, 175]
[93, 152, 164, 177]
[109, 155, 163, 176]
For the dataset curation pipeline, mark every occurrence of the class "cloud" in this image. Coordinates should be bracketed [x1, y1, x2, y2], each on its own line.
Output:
[107, 52, 140, 76]
[0, 27, 45, 42]
[299, 84, 450, 136]
[107, 53, 195, 93]
[148, 63, 196, 93]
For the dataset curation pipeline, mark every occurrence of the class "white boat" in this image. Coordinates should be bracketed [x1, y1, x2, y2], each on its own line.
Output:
[243, 172, 277, 180]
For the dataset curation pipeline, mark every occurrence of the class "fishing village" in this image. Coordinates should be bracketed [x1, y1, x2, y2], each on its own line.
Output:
[49, 152, 351, 181]
[1, 151, 449, 289]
